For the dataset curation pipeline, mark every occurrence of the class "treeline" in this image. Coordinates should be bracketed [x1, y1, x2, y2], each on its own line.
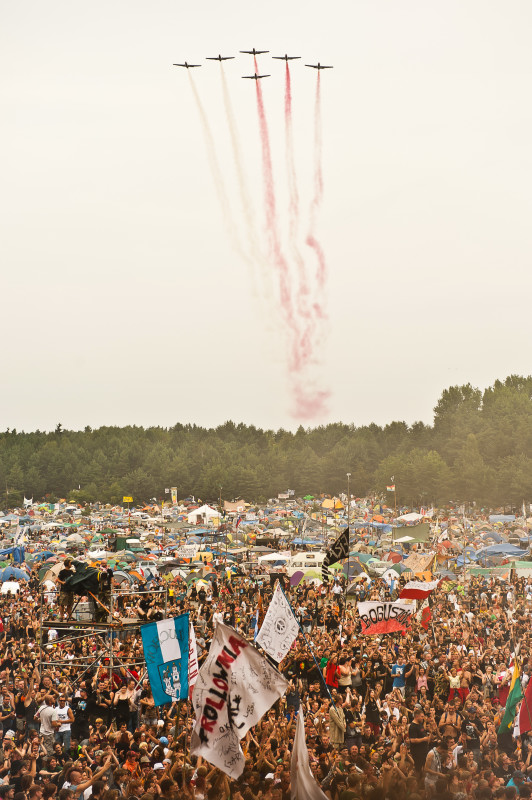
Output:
[1, 375, 532, 508]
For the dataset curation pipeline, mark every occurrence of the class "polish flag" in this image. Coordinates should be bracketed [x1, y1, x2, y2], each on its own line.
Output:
[399, 580, 439, 600]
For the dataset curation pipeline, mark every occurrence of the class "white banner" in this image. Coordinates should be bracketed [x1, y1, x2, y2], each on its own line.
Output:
[291, 709, 328, 800]
[357, 601, 414, 635]
[175, 544, 199, 560]
[256, 584, 299, 663]
[191, 622, 288, 778]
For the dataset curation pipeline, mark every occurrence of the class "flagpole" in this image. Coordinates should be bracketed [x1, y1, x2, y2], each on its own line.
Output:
[277, 582, 338, 710]
[182, 700, 190, 785]
[345, 474, 351, 614]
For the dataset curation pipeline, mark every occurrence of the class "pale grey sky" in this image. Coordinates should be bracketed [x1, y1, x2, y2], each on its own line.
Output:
[2, 1, 531, 432]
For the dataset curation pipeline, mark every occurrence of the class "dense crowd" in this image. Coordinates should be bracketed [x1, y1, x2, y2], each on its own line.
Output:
[1, 560, 532, 800]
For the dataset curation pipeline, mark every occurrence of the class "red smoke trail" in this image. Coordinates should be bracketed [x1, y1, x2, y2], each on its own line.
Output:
[306, 72, 327, 295]
[285, 64, 308, 299]
[253, 58, 302, 371]
[284, 62, 313, 365]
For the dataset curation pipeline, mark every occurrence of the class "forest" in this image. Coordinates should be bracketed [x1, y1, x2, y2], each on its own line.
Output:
[1, 375, 531, 509]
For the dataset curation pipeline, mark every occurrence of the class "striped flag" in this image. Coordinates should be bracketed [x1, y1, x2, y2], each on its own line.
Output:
[399, 579, 439, 600]
[498, 662, 523, 734]
[514, 677, 532, 736]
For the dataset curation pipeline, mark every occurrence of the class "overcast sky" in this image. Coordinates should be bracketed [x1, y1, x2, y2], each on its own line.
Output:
[2, 1, 531, 433]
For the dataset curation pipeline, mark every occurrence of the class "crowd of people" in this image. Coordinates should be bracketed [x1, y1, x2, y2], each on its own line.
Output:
[0, 559, 531, 800]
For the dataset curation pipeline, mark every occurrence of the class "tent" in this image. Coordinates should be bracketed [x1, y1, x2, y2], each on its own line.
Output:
[186, 506, 218, 525]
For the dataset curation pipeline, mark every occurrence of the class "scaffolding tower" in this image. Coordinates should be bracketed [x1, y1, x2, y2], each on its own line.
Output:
[38, 585, 167, 687]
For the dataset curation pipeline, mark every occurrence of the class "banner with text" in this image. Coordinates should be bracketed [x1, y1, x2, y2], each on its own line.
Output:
[357, 601, 414, 635]
[191, 622, 288, 778]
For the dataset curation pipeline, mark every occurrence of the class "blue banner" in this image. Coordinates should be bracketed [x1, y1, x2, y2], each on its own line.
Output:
[141, 613, 189, 706]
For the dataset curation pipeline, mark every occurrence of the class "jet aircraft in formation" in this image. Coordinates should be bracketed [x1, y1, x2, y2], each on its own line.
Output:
[242, 73, 270, 80]
[173, 52, 333, 71]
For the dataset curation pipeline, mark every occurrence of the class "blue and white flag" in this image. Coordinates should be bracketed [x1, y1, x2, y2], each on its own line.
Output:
[141, 614, 189, 706]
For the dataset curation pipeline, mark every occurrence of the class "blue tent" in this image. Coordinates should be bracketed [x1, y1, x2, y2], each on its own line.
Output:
[476, 544, 527, 556]
[0, 566, 29, 582]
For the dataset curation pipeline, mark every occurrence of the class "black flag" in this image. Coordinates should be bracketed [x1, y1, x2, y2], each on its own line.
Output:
[322, 527, 350, 584]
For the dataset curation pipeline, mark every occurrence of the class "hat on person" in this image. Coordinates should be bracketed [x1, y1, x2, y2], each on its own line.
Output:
[3, 731, 15, 740]
[140, 756, 151, 765]
[0, 787, 16, 796]
[264, 774, 275, 781]
[153, 763, 165, 771]
[159, 737, 169, 746]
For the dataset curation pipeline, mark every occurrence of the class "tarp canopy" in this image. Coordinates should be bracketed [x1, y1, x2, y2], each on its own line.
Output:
[63, 562, 108, 596]
[391, 523, 431, 542]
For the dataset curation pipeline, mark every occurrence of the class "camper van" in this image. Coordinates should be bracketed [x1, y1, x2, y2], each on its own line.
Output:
[286, 551, 326, 576]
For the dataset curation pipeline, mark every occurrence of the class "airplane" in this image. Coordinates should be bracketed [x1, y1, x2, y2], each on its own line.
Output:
[172, 62, 201, 68]
[272, 54, 301, 61]
[240, 49, 269, 56]
[242, 73, 270, 80]
[206, 54, 235, 61]
[305, 62, 333, 69]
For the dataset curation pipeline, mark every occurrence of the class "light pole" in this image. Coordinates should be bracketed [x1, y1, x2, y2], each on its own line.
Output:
[346, 472, 351, 603]
[346, 473, 351, 526]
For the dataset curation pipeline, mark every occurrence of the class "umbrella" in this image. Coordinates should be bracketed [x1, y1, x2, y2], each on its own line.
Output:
[290, 571, 305, 587]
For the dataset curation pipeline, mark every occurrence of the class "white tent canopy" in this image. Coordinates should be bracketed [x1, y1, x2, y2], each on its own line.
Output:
[397, 512, 423, 523]
[187, 504, 218, 525]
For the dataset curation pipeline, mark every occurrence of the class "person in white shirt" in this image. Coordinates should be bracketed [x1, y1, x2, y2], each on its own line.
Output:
[52, 694, 74, 750]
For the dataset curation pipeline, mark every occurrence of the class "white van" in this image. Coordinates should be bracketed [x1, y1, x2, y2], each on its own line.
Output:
[286, 551, 326, 576]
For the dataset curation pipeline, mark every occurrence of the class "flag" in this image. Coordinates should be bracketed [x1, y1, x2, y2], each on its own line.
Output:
[256, 583, 299, 663]
[291, 709, 328, 800]
[322, 527, 349, 583]
[399, 580, 439, 600]
[386, 485, 395, 492]
[23, 497, 32, 508]
[254, 594, 264, 641]
[515, 676, 532, 736]
[188, 621, 199, 701]
[140, 614, 189, 706]
[191, 621, 288, 778]
[235, 514, 244, 528]
[419, 601, 432, 631]
[498, 662, 523, 734]
[358, 601, 414, 635]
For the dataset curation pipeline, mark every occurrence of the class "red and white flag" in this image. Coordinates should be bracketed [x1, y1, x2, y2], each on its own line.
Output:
[399, 580, 439, 600]
[188, 621, 199, 701]
[357, 601, 414, 635]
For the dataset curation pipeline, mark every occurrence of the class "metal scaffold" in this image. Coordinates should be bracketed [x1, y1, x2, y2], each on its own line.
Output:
[38, 585, 168, 687]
